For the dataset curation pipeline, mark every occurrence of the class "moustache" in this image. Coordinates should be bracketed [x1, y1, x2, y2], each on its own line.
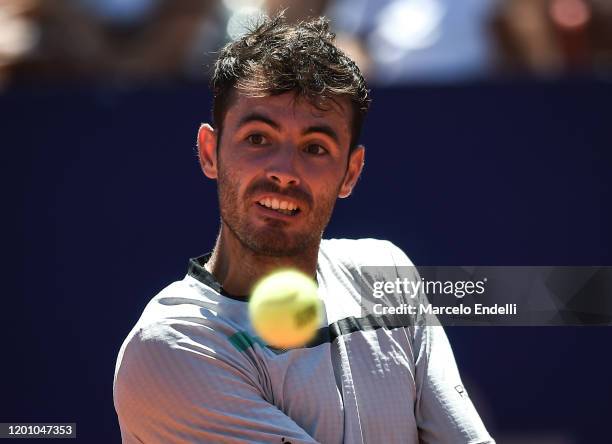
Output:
[246, 179, 313, 209]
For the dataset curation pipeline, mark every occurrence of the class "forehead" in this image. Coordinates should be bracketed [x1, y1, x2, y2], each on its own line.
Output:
[223, 92, 352, 135]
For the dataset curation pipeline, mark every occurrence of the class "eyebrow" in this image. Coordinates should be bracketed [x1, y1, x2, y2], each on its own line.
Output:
[237, 112, 341, 145]
[302, 125, 340, 145]
[237, 112, 280, 130]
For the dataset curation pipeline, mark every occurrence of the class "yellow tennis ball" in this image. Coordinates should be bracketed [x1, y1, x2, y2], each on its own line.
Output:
[249, 269, 322, 349]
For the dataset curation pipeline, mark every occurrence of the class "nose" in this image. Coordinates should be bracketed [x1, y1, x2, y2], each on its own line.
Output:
[266, 149, 300, 187]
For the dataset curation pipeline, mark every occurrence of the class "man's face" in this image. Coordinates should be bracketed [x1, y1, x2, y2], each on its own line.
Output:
[201, 92, 363, 257]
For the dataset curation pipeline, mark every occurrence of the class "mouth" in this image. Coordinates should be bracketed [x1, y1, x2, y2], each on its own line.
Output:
[255, 196, 301, 217]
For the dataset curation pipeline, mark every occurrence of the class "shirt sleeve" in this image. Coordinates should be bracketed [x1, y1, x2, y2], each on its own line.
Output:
[113, 322, 320, 444]
[414, 324, 495, 444]
[384, 240, 495, 443]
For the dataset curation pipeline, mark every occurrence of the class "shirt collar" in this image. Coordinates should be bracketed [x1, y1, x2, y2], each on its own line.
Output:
[187, 253, 249, 300]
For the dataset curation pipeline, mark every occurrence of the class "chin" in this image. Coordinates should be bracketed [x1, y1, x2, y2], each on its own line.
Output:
[242, 229, 312, 257]
[247, 236, 302, 257]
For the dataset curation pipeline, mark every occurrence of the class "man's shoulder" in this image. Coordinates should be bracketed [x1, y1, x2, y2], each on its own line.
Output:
[114, 277, 248, 379]
[130, 278, 226, 335]
[320, 238, 415, 268]
[139, 273, 244, 326]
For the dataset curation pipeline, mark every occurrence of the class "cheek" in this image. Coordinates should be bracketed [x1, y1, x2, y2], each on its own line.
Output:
[221, 147, 267, 176]
[219, 151, 248, 184]
[218, 162, 260, 207]
[305, 160, 346, 188]
[218, 164, 242, 198]
[307, 174, 345, 206]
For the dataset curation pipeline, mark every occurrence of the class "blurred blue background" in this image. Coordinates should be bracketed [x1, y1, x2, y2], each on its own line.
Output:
[2, 0, 612, 443]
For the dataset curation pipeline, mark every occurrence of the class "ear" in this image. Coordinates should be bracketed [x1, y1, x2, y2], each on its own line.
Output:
[197, 123, 218, 179]
[338, 145, 365, 198]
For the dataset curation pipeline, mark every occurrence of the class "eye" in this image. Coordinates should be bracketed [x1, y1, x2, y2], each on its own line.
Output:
[246, 134, 268, 145]
[304, 144, 328, 156]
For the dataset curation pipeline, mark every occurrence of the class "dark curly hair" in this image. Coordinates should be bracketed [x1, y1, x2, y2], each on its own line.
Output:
[210, 13, 371, 150]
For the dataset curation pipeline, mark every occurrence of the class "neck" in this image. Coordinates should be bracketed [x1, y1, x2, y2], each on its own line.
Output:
[205, 223, 320, 297]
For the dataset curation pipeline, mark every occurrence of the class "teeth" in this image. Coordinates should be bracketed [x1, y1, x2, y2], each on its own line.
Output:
[257, 198, 299, 214]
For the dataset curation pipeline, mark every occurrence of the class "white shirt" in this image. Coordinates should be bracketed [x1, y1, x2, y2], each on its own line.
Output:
[114, 238, 494, 443]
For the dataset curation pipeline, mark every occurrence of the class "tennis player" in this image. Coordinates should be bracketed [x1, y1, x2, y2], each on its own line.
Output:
[113, 13, 495, 444]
